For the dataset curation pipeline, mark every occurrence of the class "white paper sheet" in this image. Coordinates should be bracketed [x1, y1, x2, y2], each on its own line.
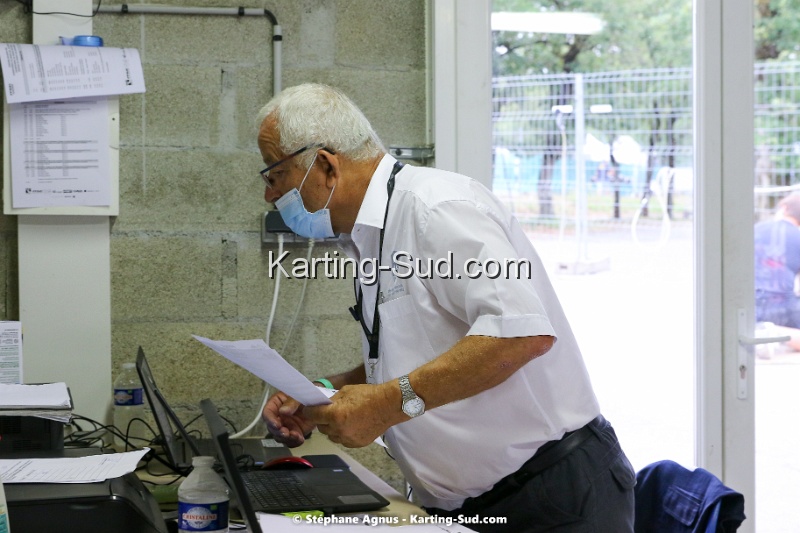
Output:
[0, 321, 22, 383]
[9, 97, 111, 208]
[0, 43, 145, 103]
[192, 336, 332, 407]
[0, 382, 70, 408]
[0, 448, 149, 483]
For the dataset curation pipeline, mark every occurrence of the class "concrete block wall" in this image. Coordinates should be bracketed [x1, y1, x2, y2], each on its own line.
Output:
[1, 0, 427, 493]
[0, 4, 29, 322]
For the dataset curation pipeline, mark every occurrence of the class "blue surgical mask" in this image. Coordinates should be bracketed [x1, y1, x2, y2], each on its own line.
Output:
[275, 153, 336, 239]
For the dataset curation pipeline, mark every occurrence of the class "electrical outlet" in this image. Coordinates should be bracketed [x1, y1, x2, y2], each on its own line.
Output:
[260, 211, 339, 244]
[261, 210, 300, 243]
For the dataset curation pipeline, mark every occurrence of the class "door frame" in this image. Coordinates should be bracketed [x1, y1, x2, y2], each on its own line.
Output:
[433, 0, 758, 528]
[695, 0, 755, 529]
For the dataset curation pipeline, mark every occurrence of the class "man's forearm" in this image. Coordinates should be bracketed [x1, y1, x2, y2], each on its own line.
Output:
[379, 335, 554, 427]
[317, 364, 366, 390]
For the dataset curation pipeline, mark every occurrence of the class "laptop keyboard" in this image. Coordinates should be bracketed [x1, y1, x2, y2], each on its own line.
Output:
[241, 470, 323, 510]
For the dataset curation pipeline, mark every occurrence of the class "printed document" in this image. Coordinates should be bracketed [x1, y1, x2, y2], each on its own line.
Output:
[0, 321, 22, 383]
[9, 97, 110, 208]
[0, 43, 145, 103]
[0, 449, 148, 483]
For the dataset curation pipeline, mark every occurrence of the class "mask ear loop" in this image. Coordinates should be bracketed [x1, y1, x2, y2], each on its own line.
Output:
[298, 151, 336, 210]
[322, 183, 336, 209]
[297, 152, 319, 193]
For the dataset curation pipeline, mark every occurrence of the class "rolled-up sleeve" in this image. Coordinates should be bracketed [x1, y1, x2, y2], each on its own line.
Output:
[418, 199, 557, 340]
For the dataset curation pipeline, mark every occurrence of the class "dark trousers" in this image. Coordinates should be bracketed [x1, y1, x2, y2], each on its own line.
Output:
[426, 417, 635, 532]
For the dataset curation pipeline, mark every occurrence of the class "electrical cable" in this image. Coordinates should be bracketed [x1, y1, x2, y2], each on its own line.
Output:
[21, 0, 103, 17]
[231, 235, 315, 439]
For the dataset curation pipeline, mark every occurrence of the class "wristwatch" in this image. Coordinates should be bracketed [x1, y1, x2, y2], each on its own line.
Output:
[399, 375, 425, 418]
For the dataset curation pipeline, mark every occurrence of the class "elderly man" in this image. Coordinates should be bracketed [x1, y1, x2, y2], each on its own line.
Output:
[259, 83, 634, 532]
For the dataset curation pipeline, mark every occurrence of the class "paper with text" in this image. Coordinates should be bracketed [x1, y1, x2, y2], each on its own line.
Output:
[192, 336, 332, 407]
[0, 43, 145, 103]
[0, 321, 22, 383]
[0, 448, 149, 483]
[10, 98, 111, 208]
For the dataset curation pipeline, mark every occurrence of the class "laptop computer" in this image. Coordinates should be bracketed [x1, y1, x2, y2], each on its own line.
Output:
[135, 346, 288, 471]
[200, 398, 390, 524]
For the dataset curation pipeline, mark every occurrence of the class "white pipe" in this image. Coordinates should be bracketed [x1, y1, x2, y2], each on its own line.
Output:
[272, 24, 282, 94]
[97, 5, 269, 16]
[96, 5, 282, 96]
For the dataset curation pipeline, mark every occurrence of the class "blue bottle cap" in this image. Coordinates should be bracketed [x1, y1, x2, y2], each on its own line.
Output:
[72, 35, 104, 47]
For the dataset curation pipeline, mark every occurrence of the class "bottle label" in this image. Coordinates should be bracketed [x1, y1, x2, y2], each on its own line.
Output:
[178, 500, 229, 532]
[114, 387, 144, 406]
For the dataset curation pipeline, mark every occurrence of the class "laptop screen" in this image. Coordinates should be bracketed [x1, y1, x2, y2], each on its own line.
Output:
[200, 398, 263, 533]
[136, 346, 200, 470]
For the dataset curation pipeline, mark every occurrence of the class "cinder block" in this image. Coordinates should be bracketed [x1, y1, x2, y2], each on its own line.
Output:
[236, 67, 278, 150]
[112, 322, 265, 403]
[142, 64, 221, 147]
[118, 150, 265, 231]
[144, 14, 271, 64]
[92, 12, 143, 49]
[280, 69, 427, 148]
[0, 6, 32, 44]
[337, 0, 426, 71]
[110, 233, 222, 321]
[118, 93, 144, 146]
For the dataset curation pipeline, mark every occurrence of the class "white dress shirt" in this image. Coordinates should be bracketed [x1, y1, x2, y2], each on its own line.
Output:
[338, 155, 600, 511]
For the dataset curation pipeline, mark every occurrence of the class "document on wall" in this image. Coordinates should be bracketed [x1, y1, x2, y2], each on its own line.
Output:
[0, 43, 145, 103]
[0, 321, 22, 384]
[9, 97, 111, 208]
[0, 448, 149, 483]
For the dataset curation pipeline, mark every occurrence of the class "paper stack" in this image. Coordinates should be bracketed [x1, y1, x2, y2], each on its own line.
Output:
[0, 382, 73, 423]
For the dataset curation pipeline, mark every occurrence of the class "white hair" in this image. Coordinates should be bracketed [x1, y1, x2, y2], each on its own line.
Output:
[255, 83, 385, 168]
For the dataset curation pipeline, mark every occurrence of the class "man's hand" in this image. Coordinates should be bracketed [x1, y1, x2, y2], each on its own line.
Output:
[262, 391, 316, 448]
[303, 383, 401, 448]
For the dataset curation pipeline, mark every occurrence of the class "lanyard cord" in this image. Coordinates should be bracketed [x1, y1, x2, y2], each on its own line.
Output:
[348, 161, 404, 362]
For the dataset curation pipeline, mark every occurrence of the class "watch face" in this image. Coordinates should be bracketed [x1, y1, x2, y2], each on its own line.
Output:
[403, 397, 425, 417]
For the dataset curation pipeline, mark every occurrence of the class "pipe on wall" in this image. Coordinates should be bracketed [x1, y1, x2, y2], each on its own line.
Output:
[96, 4, 282, 94]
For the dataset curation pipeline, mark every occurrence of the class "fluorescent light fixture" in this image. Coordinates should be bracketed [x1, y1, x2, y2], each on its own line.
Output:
[492, 12, 605, 35]
[551, 105, 574, 114]
[590, 104, 613, 114]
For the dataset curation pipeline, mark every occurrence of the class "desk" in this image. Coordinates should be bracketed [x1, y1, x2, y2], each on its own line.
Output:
[141, 437, 428, 528]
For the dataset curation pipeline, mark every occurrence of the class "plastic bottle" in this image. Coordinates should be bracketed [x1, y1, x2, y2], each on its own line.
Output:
[178, 456, 230, 533]
[113, 362, 146, 449]
[0, 471, 11, 533]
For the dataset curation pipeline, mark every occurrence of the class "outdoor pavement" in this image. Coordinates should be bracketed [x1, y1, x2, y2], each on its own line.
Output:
[530, 224, 798, 533]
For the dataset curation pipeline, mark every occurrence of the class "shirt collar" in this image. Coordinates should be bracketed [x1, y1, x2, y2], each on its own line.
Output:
[353, 153, 398, 230]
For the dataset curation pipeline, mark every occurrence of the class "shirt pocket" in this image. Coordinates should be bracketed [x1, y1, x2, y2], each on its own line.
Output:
[377, 294, 437, 380]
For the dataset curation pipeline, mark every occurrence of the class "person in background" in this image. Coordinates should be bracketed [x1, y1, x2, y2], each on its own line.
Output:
[257, 83, 635, 532]
[755, 193, 800, 352]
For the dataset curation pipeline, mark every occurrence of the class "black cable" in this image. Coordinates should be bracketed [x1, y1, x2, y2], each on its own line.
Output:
[27, 0, 103, 17]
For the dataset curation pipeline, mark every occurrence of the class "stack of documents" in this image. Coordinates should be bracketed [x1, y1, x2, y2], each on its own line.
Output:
[0, 382, 73, 423]
[0, 448, 148, 483]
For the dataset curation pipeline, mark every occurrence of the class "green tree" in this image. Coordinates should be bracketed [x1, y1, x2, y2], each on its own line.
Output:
[492, 0, 692, 76]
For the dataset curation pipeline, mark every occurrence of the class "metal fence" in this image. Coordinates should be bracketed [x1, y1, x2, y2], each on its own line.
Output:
[492, 61, 800, 237]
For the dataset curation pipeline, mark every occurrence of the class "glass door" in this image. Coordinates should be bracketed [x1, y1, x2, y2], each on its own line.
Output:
[752, 10, 800, 532]
[491, 0, 695, 473]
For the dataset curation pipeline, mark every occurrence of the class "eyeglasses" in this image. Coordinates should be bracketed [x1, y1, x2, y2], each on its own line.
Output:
[260, 143, 333, 190]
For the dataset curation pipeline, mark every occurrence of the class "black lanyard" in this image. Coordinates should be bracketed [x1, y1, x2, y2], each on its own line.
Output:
[348, 161, 404, 364]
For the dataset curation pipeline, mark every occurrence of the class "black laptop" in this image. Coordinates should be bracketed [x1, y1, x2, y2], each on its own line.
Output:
[200, 398, 390, 523]
[135, 347, 289, 471]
